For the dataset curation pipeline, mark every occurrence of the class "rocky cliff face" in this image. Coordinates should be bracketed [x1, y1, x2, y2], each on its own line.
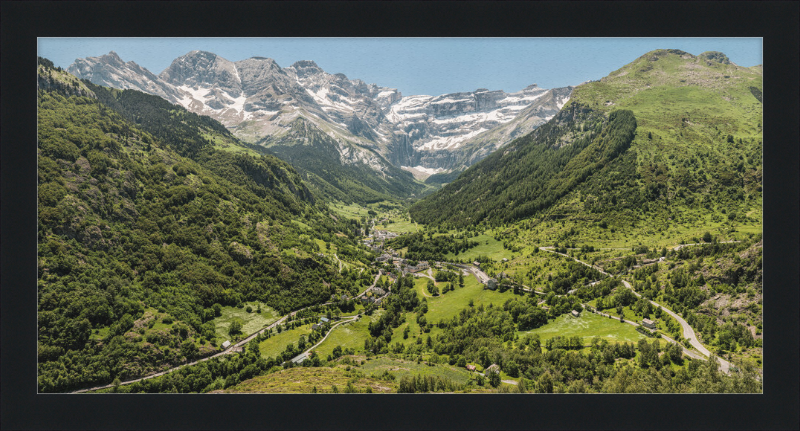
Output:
[67, 51, 183, 102]
[381, 84, 573, 170]
[68, 51, 573, 175]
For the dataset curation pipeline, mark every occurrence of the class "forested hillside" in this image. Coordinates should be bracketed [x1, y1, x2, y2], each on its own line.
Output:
[36, 60, 367, 392]
[410, 106, 636, 226]
[258, 117, 427, 204]
[410, 50, 762, 237]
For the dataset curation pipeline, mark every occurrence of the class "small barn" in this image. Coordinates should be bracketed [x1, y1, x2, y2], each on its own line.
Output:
[222, 340, 231, 349]
[571, 310, 581, 318]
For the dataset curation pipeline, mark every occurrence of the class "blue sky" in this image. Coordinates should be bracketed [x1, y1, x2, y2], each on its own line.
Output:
[38, 38, 761, 96]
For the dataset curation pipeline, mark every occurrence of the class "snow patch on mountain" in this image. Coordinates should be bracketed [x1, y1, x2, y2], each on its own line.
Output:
[420, 128, 489, 151]
[68, 50, 575, 173]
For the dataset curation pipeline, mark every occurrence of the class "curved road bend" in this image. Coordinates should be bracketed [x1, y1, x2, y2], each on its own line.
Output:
[72, 297, 348, 393]
[356, 271, 383, 299]
[290, 316, 359, 364]
[538, 246, 730, 373]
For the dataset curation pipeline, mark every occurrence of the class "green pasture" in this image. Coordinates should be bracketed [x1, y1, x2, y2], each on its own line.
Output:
[212, 302, 281, 343]
[447, 233, 514, 262]
[518, 311, 646, 345]
[414, 274, 521, 323]
[258, 323, 314, 359]
[313, 311, 383, 358]
[358, 356, 474, 385]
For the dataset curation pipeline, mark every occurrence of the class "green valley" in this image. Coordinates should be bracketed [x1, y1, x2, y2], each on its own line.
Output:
[37, 46, 763, 395]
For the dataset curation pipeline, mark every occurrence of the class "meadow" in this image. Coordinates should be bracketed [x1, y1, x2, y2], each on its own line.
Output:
[413, 274, 521, 323]
[446, 233, 515, 261]
[212, 302, 280, 343]
[358, 356, 475, 385]
[518, 311, 647, 345]
[221, 365, 395, 393]
[258, 323, 313, 359]
[313, 311, 384, 358]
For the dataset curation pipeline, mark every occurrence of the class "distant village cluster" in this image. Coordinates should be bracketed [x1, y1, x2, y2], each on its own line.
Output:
[365, 222, 508, 291]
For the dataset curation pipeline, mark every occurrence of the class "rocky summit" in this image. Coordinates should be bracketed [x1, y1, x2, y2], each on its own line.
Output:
[68, 51, 573, 174]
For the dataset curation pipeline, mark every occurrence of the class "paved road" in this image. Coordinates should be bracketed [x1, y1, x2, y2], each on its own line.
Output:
[356, 271, 383, 299]
[539, 247, 610, 276]
[290, 316, 359, 364]
[79, 242, 736, 393]
[537, 246, 730, 373]
[619, 279, 731, 372]
[71, 297, 345, 393]
[72, 309, 297, 393]
[587, 308, 707, 361]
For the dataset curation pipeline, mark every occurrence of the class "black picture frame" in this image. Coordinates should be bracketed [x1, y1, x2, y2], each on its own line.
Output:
[2, 1, 798, 430]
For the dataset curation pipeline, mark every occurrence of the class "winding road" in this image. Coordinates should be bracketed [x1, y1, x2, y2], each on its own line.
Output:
[290, 316, 359, 364]
[537, 246, 731, 373]
[356, 271, 383, 299]
[73, 241, 736, 393]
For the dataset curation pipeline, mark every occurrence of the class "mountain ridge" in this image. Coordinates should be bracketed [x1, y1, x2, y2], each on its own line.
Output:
[411, 49, 762, 230]
[68, 51, 573, 176]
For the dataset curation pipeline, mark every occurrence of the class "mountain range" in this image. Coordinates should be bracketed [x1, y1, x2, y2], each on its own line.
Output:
[68, 51, 572, 183]
[37, 47, 764, 394]
[411, 49, 763, 230]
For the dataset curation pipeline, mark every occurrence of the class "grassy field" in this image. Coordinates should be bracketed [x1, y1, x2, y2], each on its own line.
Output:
[222, 365, 396, 393]
[221, 355, 493, 393]
[447, 233, 514, 261]
[358, 356, 475, 385]
[329, 201, 407, 221]
[329, 202, 373, 219]
[414, 274, 521, 323]
[382, 219, 420, 234]
[212, 302, 280, 343]
[258, 323, 313, 359]
[313, 311, 383, 358]
[518, 311, 647, 345]
[390, 312, 421, 344]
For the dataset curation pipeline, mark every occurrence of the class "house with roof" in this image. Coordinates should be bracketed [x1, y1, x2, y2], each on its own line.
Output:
[641, 318, 656, 330]
[473, 261, 481, 268]
[222, 340, 231, 349]
[376, 254, 392, 262]
[372, 287, 386, 296]
[486, 364, 500, 374]
[571, 310, 581, 317]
